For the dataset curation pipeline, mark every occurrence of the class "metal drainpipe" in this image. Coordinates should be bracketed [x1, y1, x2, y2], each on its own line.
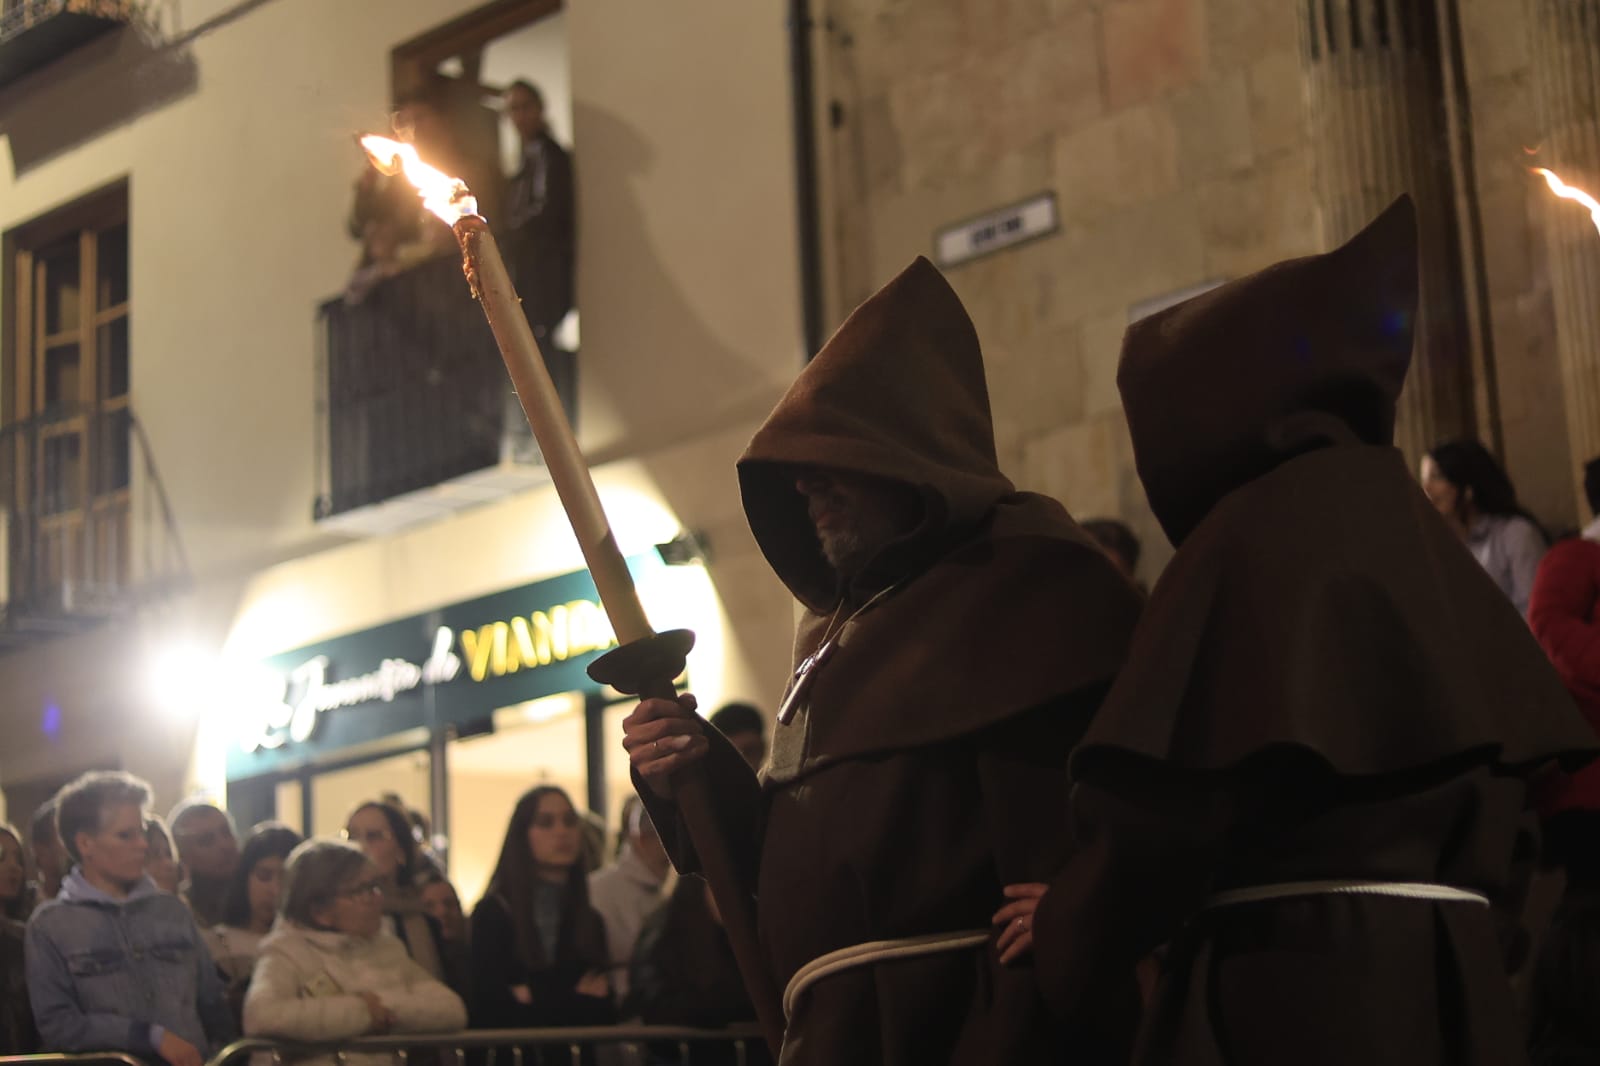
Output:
[788, 0, 825, 361]
[1434, 0, 1502, 454]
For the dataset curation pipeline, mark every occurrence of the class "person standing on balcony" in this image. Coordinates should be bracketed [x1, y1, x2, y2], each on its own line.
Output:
[26, 772, 236, 1066]
[346, 81, 482, 305]
[169, 798, 241, 929]
[503, 80, 575, 346]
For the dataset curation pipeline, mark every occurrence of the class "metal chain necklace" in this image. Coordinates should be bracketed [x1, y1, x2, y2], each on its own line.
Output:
[776, 583, 898, 725]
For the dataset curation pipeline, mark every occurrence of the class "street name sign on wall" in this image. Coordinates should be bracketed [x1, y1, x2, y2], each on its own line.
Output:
[934, 192, 1059, 269]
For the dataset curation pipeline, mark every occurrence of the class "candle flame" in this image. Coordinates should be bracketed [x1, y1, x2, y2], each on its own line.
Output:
[1534, 167, 1600, 238]
[359, 134, 478, 225]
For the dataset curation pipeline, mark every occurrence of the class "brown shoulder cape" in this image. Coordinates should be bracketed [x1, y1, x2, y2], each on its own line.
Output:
[1071, 444, 1595, 781]
[788, 491, 1141, 767]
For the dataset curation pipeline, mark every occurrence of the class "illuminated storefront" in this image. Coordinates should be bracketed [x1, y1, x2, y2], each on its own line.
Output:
[203, 464, 764, 909]
[223, 558, 662, 904]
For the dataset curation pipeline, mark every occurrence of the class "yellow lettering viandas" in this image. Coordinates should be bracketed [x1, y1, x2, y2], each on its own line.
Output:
[509, 616, 538, 673]
[530, 611, 555, 666]
[548, 604, 571, 661]
[461, 625, 496, 683]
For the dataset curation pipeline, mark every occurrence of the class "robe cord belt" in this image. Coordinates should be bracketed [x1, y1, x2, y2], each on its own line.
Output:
[1203, 879, 1489, 910]
[782, 929, 991, 1022]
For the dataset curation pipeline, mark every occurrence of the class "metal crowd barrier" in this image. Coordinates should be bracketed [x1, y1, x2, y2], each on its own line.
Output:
[0, 1027, 766, 1066]
[211, 1027, 764, 1066]
[0, 1056, 147, 1066]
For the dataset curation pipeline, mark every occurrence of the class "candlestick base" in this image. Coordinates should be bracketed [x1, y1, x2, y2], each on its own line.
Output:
[587, 629, 696, 699]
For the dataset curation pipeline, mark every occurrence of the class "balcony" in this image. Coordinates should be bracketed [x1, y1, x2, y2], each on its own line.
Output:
[0, 406, 188, 648]
[313, 252, 576, 536]
[0, 0, 132, 90]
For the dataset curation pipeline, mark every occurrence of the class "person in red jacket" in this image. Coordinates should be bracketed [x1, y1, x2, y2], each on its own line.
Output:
[1529, 456, 1600, 891]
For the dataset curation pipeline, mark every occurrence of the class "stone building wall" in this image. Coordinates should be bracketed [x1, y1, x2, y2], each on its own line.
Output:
[817, 0, 1319, 582]
[1456, 0, 1580, 531]
[817, 0, 1590, 582]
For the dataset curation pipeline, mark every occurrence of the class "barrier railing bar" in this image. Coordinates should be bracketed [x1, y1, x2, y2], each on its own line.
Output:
[1, 1024, 764, 1066]
[0, 1055, 146, 1066]
[209, 1026, 763, 1066]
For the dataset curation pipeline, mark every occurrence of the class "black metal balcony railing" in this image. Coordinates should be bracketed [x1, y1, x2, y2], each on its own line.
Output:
[0, 0, 132, 89]
[313, 252, 576, 524]
[0, 406, 189, 645]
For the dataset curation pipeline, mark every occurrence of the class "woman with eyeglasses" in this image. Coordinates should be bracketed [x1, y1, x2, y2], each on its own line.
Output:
[470, 787, 613, 1055]
[344, 800, 451, 990]
[243, 839, 466, 1066]
[0, 823, 38, 1055]
[203, 823, 302, 1025]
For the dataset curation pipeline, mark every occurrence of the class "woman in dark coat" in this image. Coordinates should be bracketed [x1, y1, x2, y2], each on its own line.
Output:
[999, 196, 1597, 1065]
[469, 786, 613, 1055]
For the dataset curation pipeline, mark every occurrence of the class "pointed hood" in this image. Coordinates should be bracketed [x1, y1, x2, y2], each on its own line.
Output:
[1072, 197, 1595, 784]
[1118, 195, 1418, 546]
[738, 257, 1142, 777]
[738, 256, 1014, 611]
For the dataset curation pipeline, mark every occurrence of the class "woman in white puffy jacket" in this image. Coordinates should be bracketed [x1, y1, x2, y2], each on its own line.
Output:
[243, 839, 466, 1066]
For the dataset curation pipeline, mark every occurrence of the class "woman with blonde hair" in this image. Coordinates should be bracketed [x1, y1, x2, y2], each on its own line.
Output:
[243, 839, 465, 1066]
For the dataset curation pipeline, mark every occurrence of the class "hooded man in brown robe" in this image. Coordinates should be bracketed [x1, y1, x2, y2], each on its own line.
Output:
[622, 257, 1143, 1064]
[996, 196, 1598, 1065]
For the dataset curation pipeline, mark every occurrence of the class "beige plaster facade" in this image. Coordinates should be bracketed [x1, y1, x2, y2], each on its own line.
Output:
[0, 0, 801, 819]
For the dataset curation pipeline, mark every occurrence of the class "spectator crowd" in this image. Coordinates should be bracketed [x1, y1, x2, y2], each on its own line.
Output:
[0, 706, 770, 1066]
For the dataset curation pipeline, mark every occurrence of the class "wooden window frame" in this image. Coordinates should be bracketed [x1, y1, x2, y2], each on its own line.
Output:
[390, 0, 561, 101]
[2, 178, 130, 605]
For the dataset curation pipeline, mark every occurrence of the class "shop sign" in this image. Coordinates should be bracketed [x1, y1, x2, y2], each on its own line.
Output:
[228, 559, 656, 777]
[238, 627, 461, 753]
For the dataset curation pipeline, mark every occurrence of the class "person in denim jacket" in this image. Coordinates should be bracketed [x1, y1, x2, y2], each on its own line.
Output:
[25, 771, 236, 1066]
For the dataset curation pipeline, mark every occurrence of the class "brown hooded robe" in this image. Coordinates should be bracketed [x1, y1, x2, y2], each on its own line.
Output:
[1028, 197, 1599, 1065]
[638, 257, 1142, 1065]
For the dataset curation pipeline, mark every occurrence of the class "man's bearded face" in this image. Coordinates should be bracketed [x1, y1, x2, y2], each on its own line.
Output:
[793, 467, 921, 580]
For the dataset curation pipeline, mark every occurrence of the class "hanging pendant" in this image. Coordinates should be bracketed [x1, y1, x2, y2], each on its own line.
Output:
[777, 638, 836, 725]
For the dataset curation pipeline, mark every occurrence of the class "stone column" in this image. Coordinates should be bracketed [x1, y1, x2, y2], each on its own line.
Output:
[1532, 0, 1600, 519]
[1300, 0, 1477, 464]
